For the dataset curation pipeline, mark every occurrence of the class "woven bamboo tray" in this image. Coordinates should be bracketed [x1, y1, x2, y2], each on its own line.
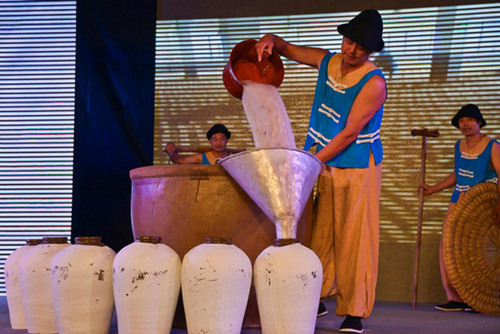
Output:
[443, 182, 500, 314]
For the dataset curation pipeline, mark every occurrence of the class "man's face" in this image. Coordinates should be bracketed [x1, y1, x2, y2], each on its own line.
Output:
[209, 133, 228, 152]
[458, 116, 481, 136]
[341, 36, 372, 68]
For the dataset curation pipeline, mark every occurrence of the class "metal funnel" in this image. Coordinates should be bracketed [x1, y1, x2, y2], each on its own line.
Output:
[218, 148, 322, 239]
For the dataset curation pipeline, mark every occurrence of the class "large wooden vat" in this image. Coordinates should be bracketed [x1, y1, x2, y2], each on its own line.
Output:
[129, 164, 314, 329]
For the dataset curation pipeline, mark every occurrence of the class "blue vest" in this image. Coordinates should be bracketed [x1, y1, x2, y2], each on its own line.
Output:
[304, 52, 385, 168]
[201, 152, 211, 165]
[451, 138, 499, 203]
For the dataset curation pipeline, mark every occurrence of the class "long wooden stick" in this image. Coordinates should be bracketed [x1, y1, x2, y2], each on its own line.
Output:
[413, 135, 427, 309]
[411, 128, 439, 309]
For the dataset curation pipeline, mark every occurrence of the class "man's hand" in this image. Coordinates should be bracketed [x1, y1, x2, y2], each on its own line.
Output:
[165, 142, 177, 157]
[255, 34, 275, 62]
[419, 184, 436, 196]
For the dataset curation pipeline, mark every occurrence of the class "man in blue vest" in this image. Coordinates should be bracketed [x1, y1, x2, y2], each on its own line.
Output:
[420, 104, 500, 312]
[256, 9, 387, 333]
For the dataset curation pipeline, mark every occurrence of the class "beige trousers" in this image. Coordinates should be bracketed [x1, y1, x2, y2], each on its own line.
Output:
[439, 202, 463, 302]
[310, 155, 382, 318]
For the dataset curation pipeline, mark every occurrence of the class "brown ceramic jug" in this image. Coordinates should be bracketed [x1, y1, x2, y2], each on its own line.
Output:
[223, 39, 284, 99]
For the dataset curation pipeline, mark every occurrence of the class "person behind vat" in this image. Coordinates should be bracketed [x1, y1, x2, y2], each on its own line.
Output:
[165, 123, 232, 165]
[419, 104, 500, 313]
[255, 9, 387, 333]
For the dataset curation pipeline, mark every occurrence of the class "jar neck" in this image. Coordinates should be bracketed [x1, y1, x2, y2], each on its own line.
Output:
[205, 237, 232, 245]
[135, 236, 162, 244]
[274, 238, 299, 247]
[75, 236, 103, 246]
[26, 239, 43, 246]
[42, 237, 68, 244]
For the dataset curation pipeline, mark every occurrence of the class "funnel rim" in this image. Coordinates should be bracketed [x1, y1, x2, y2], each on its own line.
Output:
[217, 147, 322, 167]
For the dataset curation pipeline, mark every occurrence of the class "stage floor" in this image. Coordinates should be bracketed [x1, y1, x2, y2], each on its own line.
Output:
[1, 296, 499, 333]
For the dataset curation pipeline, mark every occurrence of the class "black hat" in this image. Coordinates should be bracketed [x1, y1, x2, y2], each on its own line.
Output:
[206, 123, 231, 140]
[451, 104, 486, 128]
[337, 9, 384, 52]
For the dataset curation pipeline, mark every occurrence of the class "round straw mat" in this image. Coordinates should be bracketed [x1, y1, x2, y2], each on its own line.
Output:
[443, 182, 500, 314]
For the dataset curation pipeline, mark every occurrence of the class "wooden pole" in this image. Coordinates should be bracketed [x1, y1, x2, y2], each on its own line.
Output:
[411, 129, 439, 309]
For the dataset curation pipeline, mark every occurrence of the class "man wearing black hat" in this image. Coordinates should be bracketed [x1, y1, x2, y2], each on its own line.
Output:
[165, 123, 232, 164]
[256, 9, 387, 333]
[420, 104, 500, 312]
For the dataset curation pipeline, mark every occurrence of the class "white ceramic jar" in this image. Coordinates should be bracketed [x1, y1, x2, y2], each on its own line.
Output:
[50, 236, 116, 334]
[4, 239, 43, 329]
[19, 236, 70, 334]
[181, 237, 252, 334]
[253, 238, 323, 334]
[113, 235, 181, 334]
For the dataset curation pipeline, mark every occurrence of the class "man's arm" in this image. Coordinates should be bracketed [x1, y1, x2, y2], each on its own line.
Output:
[419, 143, 457, 196]
[255, 34, 328, 70]
[420, 172, 457, 196]
[170, 153, 203, 164]
[165, 142, 203, 164]
[314, 75, 387, 163]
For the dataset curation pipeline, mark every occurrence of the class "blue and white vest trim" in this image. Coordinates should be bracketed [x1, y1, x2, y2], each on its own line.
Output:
[451, 138, 499, 203]
[304, 52, 385, 168]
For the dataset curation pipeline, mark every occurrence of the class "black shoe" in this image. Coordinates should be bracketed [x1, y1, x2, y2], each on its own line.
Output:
[465, 306, 480, 313]
[339, 315, 363, 333]
[317, 301, 328, 318]
[434, 301, 469, 311]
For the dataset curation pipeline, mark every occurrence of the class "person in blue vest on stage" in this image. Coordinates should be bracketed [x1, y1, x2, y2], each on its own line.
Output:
[420, 103, 500, 312]
[256, 9, 387, 333]
[166, 123, 232, 165]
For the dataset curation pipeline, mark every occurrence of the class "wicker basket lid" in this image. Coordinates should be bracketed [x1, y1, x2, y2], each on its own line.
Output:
[443, 182, 500, 315]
